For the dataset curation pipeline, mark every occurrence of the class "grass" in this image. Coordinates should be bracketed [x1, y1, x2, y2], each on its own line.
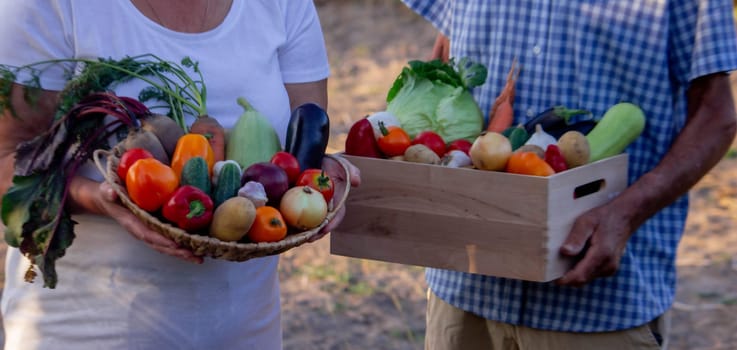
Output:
[725, 148, 737, 159]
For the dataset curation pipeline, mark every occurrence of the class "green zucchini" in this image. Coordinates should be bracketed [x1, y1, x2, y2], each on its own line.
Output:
[212, 162, 242, 208]
[586, 102, 646, 162]
[227, 98, 282, 170]
[180, 157, 211, 195]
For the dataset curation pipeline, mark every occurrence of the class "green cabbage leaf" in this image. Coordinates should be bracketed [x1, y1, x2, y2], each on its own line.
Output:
[386, 58, 487, 142]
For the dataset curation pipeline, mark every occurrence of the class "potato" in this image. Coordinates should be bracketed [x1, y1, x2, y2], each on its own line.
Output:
[556, 131, 590, 168]
[210, 197, 256, 242]
[513, 144, 545, 159]
[404, 144, 440, 164]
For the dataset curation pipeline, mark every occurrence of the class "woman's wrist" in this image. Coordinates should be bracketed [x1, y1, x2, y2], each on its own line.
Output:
[67, 176, 105, 215]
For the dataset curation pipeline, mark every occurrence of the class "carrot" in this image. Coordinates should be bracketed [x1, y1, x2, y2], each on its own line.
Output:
[189, 114, 226, 162]
[486, 59, 520, 133]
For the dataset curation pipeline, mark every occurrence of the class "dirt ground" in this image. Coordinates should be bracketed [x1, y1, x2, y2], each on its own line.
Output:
[1, 2, 737, 349]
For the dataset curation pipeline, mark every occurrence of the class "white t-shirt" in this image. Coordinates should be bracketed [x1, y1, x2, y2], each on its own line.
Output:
[0, 1, 329, 349]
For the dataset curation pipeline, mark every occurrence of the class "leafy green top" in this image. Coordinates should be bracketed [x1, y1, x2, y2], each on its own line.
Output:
[0, 55, 206, 288]
[386, 57, 488, 103]
[0, 54, 207, 130]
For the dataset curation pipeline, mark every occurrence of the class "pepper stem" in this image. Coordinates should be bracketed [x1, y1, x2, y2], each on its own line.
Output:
[187, 200, 206, 219]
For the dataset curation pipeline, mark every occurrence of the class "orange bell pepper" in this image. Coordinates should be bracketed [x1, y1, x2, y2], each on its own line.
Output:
[377, 121, 411, 157]
[505, 151, 555, 177]
[171, 133, 216, 179]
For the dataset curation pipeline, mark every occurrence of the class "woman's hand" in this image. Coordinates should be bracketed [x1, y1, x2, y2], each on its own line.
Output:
[309, 155, 361, 242]
[85, 179, 203, 264]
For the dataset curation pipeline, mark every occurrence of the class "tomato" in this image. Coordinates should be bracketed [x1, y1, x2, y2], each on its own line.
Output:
[270, 151, 301, 185]
[117, 148, 154, 181]
[446, 139, 472, 156]
[412, 131, 446, 157]
[377, 122, 411, 157]
[125, 158, 179, 212]
[296, 168, 334, 203]
[247, 206, 288, 243]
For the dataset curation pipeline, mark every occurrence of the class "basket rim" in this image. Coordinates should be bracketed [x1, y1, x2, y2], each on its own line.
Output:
[92, 148, 351, 260]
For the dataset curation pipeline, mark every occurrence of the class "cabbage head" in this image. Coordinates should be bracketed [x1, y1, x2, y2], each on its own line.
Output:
[386, 58, 487, 142]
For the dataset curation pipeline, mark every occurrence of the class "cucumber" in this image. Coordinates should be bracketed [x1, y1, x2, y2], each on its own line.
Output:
[502, 125, 529, 151]
[212, 162, 242, 208]
[180, 157, 211, 195]
[586, 102, 646, 162]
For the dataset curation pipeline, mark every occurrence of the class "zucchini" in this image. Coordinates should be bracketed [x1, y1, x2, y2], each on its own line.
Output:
[212, 162, 242, 208]
[586, 102, 646, 162]
[228, 98, 282, 170]
[180, 157, 211, 195]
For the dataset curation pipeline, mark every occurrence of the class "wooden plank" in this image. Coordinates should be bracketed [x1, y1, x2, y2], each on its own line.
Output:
[332, 154, 629, 282]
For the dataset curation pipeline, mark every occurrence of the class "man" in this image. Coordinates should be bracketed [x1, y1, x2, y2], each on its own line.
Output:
[401, 1, 737, 349]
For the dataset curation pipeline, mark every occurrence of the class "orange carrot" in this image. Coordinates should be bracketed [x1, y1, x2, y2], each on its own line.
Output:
[189, 115, 226, 162]
[486, 59, 520, 133]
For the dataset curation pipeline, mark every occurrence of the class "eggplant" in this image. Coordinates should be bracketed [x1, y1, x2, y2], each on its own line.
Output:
[546, 120, 598, 139]
[523, 106, 591, 136]
[284, 103, 330, 171]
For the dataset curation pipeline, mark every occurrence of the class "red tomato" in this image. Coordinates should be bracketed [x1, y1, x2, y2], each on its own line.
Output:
[270, 151, 301, 185]
[446, 139, 472, 156]
[412, 131, 446, 157]
[296, 168, 334, 203]
[117, 148, 154, 181]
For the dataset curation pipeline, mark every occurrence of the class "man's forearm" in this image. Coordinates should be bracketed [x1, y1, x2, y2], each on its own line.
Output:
[615, 73, 737, 230]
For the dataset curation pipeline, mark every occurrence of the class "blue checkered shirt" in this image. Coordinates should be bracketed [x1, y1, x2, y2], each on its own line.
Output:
[402, 0, 737, 332]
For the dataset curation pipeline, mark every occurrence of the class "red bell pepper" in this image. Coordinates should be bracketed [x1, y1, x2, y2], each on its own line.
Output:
[344, 118, 382, 158]
[544, 144, 568, 173]
[162, 185, 215, 231]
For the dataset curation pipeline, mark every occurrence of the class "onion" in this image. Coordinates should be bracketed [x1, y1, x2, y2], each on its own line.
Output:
[241, 162, 289, 206]
[469, 132, 512, 171]
[279, 186, 328, 230]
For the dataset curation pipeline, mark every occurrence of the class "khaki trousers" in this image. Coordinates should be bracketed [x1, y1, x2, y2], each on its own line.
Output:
[425, 289, 669, 350]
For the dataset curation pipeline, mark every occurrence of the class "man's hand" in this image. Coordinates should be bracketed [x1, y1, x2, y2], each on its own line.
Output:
[555, 200, 634, 287]
[430, 33, 450, 62]
[555, 73, 737, 287]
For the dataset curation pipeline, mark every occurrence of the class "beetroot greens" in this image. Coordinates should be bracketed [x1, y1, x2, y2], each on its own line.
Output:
[0, 55, 209, 288]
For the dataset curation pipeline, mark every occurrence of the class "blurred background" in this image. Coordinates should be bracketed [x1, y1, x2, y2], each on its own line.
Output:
[0, 2, 735, 350]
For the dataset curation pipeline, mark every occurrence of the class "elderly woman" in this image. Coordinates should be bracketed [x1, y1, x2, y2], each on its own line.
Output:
[0, 1, 358, 349]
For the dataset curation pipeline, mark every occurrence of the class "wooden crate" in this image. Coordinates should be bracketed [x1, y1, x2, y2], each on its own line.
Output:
[331, 154, 628, 282]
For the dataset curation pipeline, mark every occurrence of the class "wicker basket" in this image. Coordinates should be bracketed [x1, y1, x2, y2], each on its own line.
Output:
[92, 148, 351, 261]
